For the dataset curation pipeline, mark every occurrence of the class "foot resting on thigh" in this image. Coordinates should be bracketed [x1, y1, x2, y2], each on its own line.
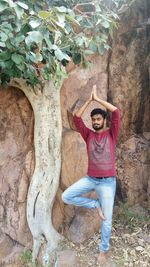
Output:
[97, 207, 105, 220]
[97, 251, 108, 265]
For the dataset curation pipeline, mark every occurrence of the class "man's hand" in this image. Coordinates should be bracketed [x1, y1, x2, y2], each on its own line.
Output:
[91, 85, 99, 101]
[91, 85, 117, 112]
[89, 85, 97, 101]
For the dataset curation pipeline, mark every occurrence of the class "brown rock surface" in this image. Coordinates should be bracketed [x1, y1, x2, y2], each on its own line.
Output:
[0, 87, 34, 249]
[57, 250, 78, 267]
[61, 131, 88, 189]
[108, 0, 150, 205]
[67, 206, 100, 244]
[0, 235, 14, 259]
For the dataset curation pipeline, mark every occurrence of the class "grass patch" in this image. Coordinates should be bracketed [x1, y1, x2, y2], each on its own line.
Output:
[113, 201, 150, 230]
[20, 250, 48, 267]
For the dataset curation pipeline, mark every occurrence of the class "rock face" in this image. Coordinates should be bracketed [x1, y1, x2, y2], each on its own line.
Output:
[109, 0, 150, 204]
[0, 0, 149, 262]
[0, 87, 34, 248]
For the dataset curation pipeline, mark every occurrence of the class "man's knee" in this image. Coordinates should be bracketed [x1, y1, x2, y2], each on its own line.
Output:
[61, 190, 70, 204]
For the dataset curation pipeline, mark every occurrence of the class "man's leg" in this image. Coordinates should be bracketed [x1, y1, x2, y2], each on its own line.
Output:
[62, 176, 100, 209]
[95, 177, 116, 263]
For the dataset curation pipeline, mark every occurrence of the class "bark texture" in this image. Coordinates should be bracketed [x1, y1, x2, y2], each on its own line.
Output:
[9, 79, 62, 265]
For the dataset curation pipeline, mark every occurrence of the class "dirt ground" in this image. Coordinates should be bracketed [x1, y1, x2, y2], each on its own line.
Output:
[1, 203, 150, 267]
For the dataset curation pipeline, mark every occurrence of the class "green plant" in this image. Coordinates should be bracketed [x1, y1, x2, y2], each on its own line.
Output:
[114, 201, 149, 230]
[21, 250, 47, 267]
[1, 0, 130, 87]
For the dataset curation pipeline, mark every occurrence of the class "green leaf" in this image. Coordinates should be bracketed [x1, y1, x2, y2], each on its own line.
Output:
[0, 59, 13, 69]
[98, 45, 105, 55]
[16, 63, 25, 71]
[4, 0, 15, 8]
[36, 53, 43, 62]
[0, 1, 8, 12]
[101, 20, 110, 28]
[55, 49, 70, 61]
[29, 52, 43, 63]
[26, 31, 43, 45]
[52, 44, 58, 50]
[84, 50, 95, 55]
[0, 51, 11, 61]
[38, 11, 50, 19]
[17, 2, 28, 10]
[104, 44, 111, 50]
[72, 53, 81, 65]
[54, 6, 67, 13]
[0, 32, 8, 42]
[29, 20, 41, 29]
[2, 22, 13, 32]
[88, 41, 97, 52]
[0, 42, 5, 47]
[11, 53, 24, 64]
[57, 13, 65, 24]
[14, 5, 24, 19]
[65, 14, 80, 26]
[15, 35, 25, 44]
[28, 52, 38, 63]
[75, 37, 84, 47]
[44, 34, 52, 50]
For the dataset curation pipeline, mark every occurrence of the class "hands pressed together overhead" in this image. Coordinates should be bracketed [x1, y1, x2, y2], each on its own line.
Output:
[89, 85, 99, 102]
[74, 85, 117, 117]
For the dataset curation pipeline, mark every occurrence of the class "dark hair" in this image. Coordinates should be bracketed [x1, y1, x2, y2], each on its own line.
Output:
[90, 108, 107, 119]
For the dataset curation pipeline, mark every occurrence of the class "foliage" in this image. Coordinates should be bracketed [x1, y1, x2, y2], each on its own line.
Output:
[113, 201, 150, 230]
[0, 0, 131, 87]
[21, 250, 46, 267]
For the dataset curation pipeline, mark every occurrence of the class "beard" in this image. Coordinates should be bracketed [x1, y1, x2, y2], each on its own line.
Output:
[92, 122, 104, 131]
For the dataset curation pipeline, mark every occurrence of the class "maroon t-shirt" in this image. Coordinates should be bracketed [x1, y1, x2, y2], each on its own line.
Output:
[73, 109, 120, 178]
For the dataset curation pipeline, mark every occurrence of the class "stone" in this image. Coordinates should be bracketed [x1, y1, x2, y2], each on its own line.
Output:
[143, 132, 150, 141]
[0, 235, 14, 259]
[67, 197, 100, 243]
[52, 188, 65, 231]
[56, 250, 78, 267]
[0, 204, 4, 222]
[116, 136, 150, 204]
[0, 87, 34, 248]
[61, 131, 87, 188]
[120, 137, 136, 151]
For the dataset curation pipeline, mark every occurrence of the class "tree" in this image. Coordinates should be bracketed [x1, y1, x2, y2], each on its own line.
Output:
[0, 0, 133, 265]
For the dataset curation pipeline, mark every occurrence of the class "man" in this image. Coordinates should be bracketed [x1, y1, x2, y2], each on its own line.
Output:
[62, 86, 120, 265]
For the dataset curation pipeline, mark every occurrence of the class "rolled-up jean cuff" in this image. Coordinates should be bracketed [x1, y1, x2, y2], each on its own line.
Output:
[94, 200, 100, 208]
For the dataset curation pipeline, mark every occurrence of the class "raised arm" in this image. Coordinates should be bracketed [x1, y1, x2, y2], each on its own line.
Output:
[92, 85, 117, 112]
[74, 88, 95, 117]
[92, 85, 120, 142]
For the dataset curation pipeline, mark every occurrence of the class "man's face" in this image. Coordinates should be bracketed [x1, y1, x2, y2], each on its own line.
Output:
[91, 114, 105, 131]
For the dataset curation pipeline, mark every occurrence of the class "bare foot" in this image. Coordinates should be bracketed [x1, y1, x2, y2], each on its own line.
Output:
[97, 251, 108, 266]
[97, 207, 106, 220]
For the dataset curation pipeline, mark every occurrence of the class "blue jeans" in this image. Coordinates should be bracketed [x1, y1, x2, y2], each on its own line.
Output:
[62, 175, 116, 252]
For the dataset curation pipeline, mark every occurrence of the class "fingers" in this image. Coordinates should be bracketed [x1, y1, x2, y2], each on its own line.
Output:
[89, 85, 97, 102]
[92, 84, 97, 92]
[92, 84, 97, 100]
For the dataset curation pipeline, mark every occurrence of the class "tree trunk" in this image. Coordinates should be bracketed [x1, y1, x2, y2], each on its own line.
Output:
[10, 79, 63, 265]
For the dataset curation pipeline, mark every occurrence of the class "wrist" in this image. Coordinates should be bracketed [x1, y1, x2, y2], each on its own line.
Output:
[95, 97, 101, 103]
[87, 99, 91, 105]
